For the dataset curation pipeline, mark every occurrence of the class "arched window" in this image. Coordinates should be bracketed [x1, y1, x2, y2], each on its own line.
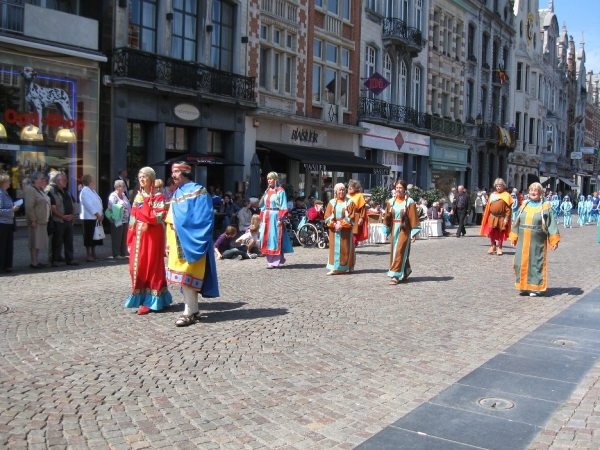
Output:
[365, 45, 376, 99]
[399, 60, 407, 105]
[383, 54, 392, 103]
[415, 0, 423, 31]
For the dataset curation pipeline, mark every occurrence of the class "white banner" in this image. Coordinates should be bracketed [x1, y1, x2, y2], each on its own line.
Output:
[581, 147, 595, 154]
[360, 122, 430, 156]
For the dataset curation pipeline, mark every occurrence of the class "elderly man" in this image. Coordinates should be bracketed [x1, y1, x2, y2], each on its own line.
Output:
[237, 198, 253, 232]
[46, 171, 78, 266]
[165, 162, 219, 327]
[249, 197, 260, 215]
[453, 185, 471, 238]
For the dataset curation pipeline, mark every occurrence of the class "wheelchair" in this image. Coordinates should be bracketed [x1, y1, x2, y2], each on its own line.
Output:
[285, 217, 329, 248]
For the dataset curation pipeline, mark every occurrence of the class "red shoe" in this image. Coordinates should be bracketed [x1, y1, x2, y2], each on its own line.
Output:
[137, 305, 151, 315]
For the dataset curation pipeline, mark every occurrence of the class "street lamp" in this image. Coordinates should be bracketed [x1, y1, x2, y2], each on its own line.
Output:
[547, 137, 553, 150]
[476, 114, 483, 126]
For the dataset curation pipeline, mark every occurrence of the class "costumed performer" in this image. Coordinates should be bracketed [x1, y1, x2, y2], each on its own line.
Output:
[346, 179, 368, 248]
[479, 177, 513, 256]
[383, 179, 421, 285]
[550, 194, 560, 221]
[592, 192, 599, 222]
[510, 192, 519, 223]
[510, 182, 560, 297]
[324, 183, 355, 275]
[259, 171, 293, 269]
[125, 167, 172, 314]
[577, 195, 585, 226]
[584, 195, 593, 224]
[165, 162, 219, 327]
[560, 195, 572, 229]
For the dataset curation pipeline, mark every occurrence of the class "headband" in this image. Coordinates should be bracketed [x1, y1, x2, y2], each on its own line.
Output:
[172, 163, 192, 172]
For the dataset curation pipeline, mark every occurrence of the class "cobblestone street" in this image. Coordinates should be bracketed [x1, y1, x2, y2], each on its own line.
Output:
[1, 223, 599, 449]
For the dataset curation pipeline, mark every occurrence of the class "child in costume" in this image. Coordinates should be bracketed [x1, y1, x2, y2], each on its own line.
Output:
[577, 195, 586, 226]
[584, 195, 594, 224]
[511, 192, 519, 223]
[560, 195, 572, 228]
[550, 194, 560, 221]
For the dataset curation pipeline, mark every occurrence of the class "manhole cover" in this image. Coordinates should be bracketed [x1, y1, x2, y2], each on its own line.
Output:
[0, 305, 9, 314]
[552, 339, 578, 346]
[477, 397, 514, 410]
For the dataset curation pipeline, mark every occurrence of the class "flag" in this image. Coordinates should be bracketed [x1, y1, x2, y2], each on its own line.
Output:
[497, 63, 507, 84]
[570, 115, 584, 127]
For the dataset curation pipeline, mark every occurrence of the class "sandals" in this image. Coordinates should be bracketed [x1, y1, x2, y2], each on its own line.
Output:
[175, 313, 200, 327]
[487, 246, 497, 254]
[389, 277, 400, 285]
[496, 247, 503, 256]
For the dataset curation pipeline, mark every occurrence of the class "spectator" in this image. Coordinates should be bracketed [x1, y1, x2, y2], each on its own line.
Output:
[25, 172, 51, 268]
[214, 226, 254, 259]
[237, 199, 253, 231]
[290, 196, 307, 230]
[211, 186, 222, 208]
[236, 223, 262, 256]
[0, 173, 19, 273]
[154, 178, 164, 194]
[46, 171, 78, 267]
[233, 192, 244, 208]
[107, 179, 131, 260]
[474, 192, 484, 225]
[114, 169, 130, 194]
[219, 194, 240, 228]
[163, 177, 175, 208]
[307, 199, 325, 222]
[453, 185, 471, 237]
[249, 197, 260, 215]
[79, 174, 104, 262]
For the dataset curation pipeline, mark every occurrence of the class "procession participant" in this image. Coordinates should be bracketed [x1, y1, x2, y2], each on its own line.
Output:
[124, 167, 172, 314]
[550, 194, 560, 221]
[577, 195, 586, 226]
[346, 179, 368, 247]
[324, 183, 355, 275]
[479, 178, 513, 256]
[382, 179, 421, 285]
[584, 195, 594, 224]
[560, 195, 573, 229]
[592, 192, 599, 222]
[165, 162, 219, 327]
[511, 192, 519, 223]
[510, 182, 560, 297]
[259, 172, 293, 269]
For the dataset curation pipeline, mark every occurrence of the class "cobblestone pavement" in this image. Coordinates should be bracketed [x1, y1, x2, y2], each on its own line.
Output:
[1, 223, 599, 449]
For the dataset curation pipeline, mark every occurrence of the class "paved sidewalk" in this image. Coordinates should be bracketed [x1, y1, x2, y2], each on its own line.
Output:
[0, 223, 599, 449]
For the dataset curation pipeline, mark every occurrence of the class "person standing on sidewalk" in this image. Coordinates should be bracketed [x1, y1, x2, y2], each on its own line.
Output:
[46, 171, 78, 266]
[0, 173, 19, 273]
[166, 162, 219, 327]
[107, 180, 131, 259]
[25, 172, 50, 269]
[453, 185, 471, 238]
[479, 178, 513, 255]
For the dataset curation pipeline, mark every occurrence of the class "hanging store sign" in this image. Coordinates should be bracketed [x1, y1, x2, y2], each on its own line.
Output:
[363, 72, 390, 96]
[360, 122, 430, 156]
[173, 103, 200, 121]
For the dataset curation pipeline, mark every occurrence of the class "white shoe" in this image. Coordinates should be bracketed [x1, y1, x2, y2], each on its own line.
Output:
[248, 253, 257, 259]
[326, 271, 334, 275]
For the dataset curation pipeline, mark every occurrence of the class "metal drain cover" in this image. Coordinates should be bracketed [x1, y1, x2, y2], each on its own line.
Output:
[552, 339, 578, 346]
[477, 397, 514, 410]
[0, 305, 9, 314]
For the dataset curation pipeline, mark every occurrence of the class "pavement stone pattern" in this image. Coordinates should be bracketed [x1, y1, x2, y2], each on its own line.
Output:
[1, 223, 599, 449]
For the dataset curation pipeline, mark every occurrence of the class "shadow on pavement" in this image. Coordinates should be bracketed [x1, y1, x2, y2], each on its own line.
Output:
[406, 276, 454, 282]
[356, 250, 388, 256]
[543, 287, 585, 297]
[199, 308, 288, 322]
[284, 263, 324, 269]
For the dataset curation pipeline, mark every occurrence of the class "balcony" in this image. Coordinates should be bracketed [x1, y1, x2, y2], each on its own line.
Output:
[0, 2, 99, 51]
[477, 122, 499, 141]
[358, 97, 465, 137]
[491, 71, 509, 85]
[382, 18, 423, 54]
[112, 47, 255, 102]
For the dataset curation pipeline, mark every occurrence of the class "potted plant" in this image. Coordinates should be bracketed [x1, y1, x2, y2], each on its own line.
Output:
[368, 185, 389, 209]
[423, 189, 444, 207]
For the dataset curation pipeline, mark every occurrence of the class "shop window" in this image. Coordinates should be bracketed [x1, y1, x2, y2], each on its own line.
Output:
[207, 131, 223, 154]
[129, 0, 157, 53]
[165, 126, 188, 151]
[211, 0, 234, 72]
[127, 122, 147, 176]
[171, 0, 197, 61]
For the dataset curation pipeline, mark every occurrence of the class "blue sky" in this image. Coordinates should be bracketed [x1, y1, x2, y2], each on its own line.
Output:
[551, 0, 600, 74]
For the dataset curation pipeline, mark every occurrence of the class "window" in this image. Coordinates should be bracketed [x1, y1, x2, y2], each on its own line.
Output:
[313, 65, 322, 102]
[529, 117, 535, 145]
[315, 0, 322, 7]
[444, 16, 453, 55]
[481, 86, 488, 120]
[166, 126, 188, 151]
[126, 122, 146, 173]
[401, 0, 408, 21]
[128, 0, 156, 53]
[385, 0, 393, 17]
[260, 25, 267, 39]
[466, 80, 474, 119]
[340, 72, 348, 108]
[516, 62, 522, 90]
[328, 0, 338, 14]
[259, 48, 268, 87]
[481, 33, 489, 65]
[399, 61, 407, 105]
[413, 67, 421, 112]
[365, 45, 376, 99]
[207, 131, 223, 154]
[285, 56, 292, 93]
[500, 96, 506, 125]
[433, 10, 440, 48]
[341, 49, 349, 67]
[468, 23, 476, 58]
[326, 43, 337, 63]
[455, 22, 463, 60]
[127, 122, 145, 147]
[286, 34, 293, 49]
[431, 75, 438, 114]
[515, 112, 521, 140]
[314, 39, 322, 59]
[211, 0, 234, 72]
[274, 30, 280, 45]
[383, 54, 392, 103]
[342, 0, 350, 20]
[171, 0, 197, 61]
[325, 68, 336, 104]
[260, 27, 297, 96]
[415, 0, 422, 31]
[525, 64, 530, 92]
[272, 52, 280, 90]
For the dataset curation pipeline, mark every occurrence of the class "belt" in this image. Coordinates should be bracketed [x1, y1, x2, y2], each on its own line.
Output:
[519, 224, 543, 230]
[266, 207, 280, 211]
[393, 219, 402, 223]
[490, 213, 505, 218]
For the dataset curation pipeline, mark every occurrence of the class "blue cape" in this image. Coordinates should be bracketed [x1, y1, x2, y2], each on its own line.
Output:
[171, 182, 219, 298]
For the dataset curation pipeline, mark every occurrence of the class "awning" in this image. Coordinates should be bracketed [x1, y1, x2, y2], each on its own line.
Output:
[558, 177, 577, 188]
[257, 141, 390, 175]
[541, 177, 555, 187]
[151, 153, 244, 166]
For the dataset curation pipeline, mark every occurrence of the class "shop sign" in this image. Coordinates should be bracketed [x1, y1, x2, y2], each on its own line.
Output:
[173, 103, 200, 121]
[4, 109, 85, 130]
[571, 152, 583, 160]
[581, 147, 595, 154]
[360, 122, 430, 156]
[373, 168, 390, 175]
[304, 163, 327, 171]
[0, 143, 20, 151]
[281, 124, 327, 147]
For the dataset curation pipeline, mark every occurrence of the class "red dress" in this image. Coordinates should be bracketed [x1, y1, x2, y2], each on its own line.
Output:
[124, 191, 172, 310]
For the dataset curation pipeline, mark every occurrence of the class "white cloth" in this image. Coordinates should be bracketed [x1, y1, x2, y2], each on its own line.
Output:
[79, 186, 103, 219]
[182, 286, 199, 315]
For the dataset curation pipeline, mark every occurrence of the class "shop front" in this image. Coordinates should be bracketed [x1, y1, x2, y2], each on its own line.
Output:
[245, 118, 389, 202]
[359, 122, 430, 189]
[0, 48, 100, 202]
[428, 139, 469, 195]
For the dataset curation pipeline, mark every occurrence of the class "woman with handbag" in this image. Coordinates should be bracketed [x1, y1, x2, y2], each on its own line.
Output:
[25, 172, 51, 269]
[0, 173, 20, 273]
[125, 167, 172, 315]
[79, 174, 104, 262]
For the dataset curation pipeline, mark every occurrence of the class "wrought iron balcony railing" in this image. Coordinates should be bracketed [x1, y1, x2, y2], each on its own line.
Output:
[358, 97, 463, 137]
[0, 0, 24, 34]
[382, 18, 423, 50]
[112, 47, 255, 102]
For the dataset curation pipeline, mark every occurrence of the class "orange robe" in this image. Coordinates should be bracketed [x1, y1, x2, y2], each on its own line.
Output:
[479, 191, 514, 241]
[347, 192, 369, 242]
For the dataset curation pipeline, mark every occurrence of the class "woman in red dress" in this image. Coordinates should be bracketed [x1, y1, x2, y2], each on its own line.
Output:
[125, 167, 172, 314]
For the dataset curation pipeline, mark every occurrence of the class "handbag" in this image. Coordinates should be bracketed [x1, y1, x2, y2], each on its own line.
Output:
[47, 217, 56, 235]
[93, 220, 105, 240]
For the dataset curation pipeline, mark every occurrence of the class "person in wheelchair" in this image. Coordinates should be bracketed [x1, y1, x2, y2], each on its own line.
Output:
[306, 199, 325, 222]
[290, 196, 307, 230]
